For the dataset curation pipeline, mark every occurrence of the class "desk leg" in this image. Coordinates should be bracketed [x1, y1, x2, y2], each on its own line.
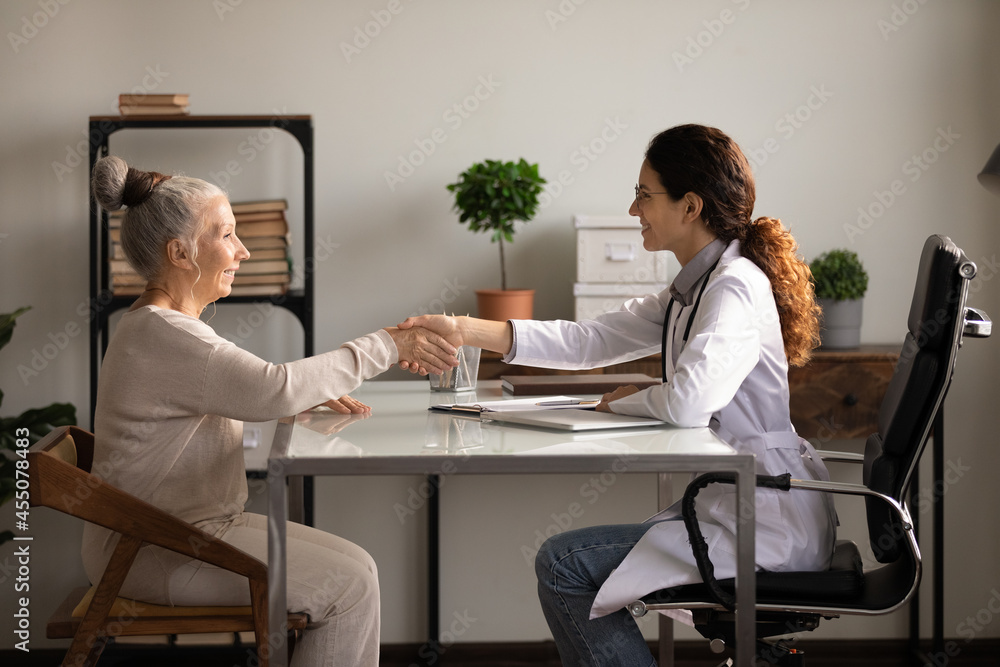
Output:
[268, 469, 290, 667]
[657, 473, 674, 667]
[735, 459, 756, 667]
[428, 474, 440, 649]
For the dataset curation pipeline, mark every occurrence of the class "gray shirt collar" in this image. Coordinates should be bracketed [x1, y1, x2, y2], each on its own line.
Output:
[668, 238, 727, 306]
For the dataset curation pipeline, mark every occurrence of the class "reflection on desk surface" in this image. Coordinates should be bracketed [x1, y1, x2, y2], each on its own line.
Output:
[271, 381, 733, 460]
[285, 407, 734, 459]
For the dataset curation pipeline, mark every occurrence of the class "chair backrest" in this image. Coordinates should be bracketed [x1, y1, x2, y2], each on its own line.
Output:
[862, 235, 979, 563]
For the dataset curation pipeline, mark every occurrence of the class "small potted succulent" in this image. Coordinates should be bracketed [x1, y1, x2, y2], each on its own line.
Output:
[447, 158, 546, 321]
[810, 249, 869, 348]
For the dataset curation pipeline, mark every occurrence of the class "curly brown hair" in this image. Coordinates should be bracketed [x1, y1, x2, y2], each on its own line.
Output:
[645, 124, 821, 366]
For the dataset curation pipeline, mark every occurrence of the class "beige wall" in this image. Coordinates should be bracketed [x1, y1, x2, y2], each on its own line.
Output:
[2, 0, 999, 649]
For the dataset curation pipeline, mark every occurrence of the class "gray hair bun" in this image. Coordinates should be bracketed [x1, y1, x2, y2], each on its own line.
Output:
[92, 155, 130, 211]
[92, 156, 172, 210]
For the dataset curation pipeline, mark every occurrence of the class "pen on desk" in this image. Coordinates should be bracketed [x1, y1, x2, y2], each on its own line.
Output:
[535, 399, 601, 406]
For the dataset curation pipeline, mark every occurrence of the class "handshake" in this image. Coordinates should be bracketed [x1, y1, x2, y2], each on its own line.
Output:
[383, 314, 468, 376]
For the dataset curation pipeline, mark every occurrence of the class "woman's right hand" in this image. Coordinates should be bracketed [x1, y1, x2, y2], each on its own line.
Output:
[384, 324, 460, 375]
[395, 315, 463, 372]
[397, 315, 462, 343]
[396, 315, 514, 371]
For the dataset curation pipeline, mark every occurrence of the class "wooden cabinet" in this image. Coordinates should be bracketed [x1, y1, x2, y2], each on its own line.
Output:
[480, 345, 900, 440]
[788, 345, 899, 440]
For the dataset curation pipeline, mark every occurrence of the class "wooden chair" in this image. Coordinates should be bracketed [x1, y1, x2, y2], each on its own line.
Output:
[28, 425, 308, 667]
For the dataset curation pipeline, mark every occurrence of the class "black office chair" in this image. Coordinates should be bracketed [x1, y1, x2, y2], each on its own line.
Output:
[628, 235, 992, 666]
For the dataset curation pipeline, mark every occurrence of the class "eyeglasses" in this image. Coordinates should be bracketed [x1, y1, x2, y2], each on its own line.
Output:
[634, 184, 670, 206]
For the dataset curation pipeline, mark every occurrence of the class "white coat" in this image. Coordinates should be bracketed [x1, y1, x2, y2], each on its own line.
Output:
[506, 240, 837, 618]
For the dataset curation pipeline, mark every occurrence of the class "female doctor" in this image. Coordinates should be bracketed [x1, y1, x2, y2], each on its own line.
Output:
[398, 124, 837, 666]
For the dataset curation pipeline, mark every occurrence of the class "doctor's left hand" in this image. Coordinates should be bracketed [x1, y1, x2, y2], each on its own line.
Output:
[596, 385, 641, 412]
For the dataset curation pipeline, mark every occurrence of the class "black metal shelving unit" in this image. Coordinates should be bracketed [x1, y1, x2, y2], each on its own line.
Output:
[86, 114, 316, 521]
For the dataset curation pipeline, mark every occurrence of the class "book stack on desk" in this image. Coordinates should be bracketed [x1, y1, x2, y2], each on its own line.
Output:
[231, 199, 292, 296]
[500, 373, 661, 396]
[118, 93, 190, 116]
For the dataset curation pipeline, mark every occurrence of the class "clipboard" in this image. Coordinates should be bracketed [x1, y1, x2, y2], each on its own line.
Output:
[483, 409, 667, 431]
[430, 396, 597, 414]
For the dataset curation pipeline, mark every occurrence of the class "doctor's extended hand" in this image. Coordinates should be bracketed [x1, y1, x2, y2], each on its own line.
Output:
[384, 325, 460, 376]
[596, 385, 641, 412]
[395, 315, 463, 373]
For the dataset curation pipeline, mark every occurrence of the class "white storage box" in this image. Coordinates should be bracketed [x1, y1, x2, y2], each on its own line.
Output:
[574, 215, 673, 283]
[573, 282, 668, 322]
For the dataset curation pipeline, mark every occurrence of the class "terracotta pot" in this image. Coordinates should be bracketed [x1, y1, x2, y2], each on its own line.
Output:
[476, 289, 534, 321]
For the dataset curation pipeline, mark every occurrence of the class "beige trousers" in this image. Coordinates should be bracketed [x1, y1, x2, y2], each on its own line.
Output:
[96, 512, 380, 667]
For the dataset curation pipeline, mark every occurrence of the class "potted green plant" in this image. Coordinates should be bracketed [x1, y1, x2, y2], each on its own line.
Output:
[1, 307, 76, 545]
[810, 249, 869, 349]
[447, 158, 546, 321]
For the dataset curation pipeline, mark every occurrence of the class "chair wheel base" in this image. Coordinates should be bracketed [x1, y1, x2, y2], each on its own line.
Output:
[756, 639, 805, 666]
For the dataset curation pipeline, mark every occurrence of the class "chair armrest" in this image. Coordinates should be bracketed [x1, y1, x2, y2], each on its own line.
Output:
[680, 475, 914, 613]
[28, 450, 266, 580]
[964, 306, 991, 338]
[816, 450, 865, 464]
[788, 478, 907, 515]
[788, 477, 914, 535]
[680, 472, 791, 612]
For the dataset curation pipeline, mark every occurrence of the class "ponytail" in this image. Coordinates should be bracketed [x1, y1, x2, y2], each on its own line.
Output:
[741, 217, 821, 366]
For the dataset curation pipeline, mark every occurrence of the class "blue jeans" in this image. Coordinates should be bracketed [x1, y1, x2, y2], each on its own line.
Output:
[535, 523, 657, 667]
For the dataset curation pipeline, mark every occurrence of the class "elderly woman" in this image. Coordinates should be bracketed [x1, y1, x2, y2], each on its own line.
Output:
[85, 156, 459, 666]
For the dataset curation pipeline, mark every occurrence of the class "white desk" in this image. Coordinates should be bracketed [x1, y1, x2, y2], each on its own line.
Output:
[265, 380, 758, 666]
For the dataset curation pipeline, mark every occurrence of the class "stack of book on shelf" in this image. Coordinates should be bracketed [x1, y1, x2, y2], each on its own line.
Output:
[106, 199, 292, 297]
[231, 199, 292, 296]
[118, 93, 190, 116]
[107, 211, 142, 296]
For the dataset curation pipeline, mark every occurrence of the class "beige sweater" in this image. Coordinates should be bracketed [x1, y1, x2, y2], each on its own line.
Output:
[82, 305, 397, 586]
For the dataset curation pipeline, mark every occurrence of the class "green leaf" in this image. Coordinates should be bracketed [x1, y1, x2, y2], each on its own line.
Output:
[0, 307, 31, 352]
[0, 472, 12, 507]
[810, 249, 869, 301]
[0, 304, 78, 540]
[447, 157, 546, 288]
[10, 402, 77, 434]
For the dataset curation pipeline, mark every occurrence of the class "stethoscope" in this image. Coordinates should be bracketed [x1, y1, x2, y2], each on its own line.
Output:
[660, 259, 720, 381]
